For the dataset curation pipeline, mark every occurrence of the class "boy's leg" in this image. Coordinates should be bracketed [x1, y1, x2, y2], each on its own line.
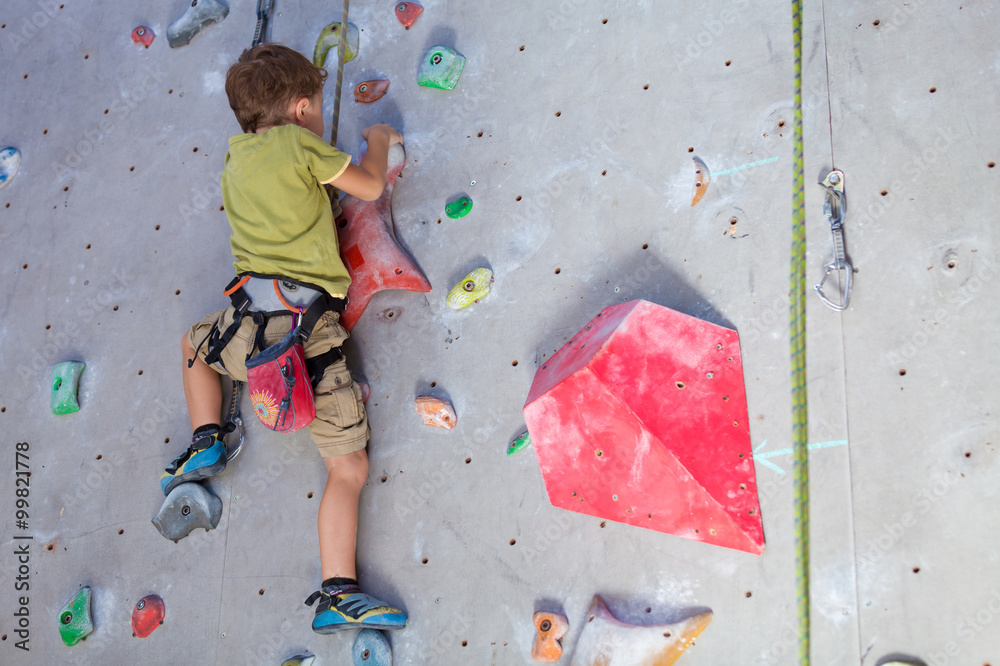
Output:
[182, 334, 223, 432]
[317, 449, 368, 580]
[306, 446, 407, 633]
[159, 332, 229, 495]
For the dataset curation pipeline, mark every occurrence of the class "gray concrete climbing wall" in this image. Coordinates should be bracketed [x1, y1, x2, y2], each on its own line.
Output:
[1, 0, 998, 664]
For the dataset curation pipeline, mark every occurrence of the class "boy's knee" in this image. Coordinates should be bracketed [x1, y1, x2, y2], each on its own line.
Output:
[326, 450, 368, 489]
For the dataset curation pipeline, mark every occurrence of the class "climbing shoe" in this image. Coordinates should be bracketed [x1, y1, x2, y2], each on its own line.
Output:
[305, 584, 408, 634]
[159, 428, 227, 495]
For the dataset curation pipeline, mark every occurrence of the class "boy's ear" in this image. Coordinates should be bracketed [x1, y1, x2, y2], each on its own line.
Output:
[291, 96, 311, 127]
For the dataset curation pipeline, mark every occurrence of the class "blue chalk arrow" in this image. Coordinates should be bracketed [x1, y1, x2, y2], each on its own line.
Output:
[752, 438, 849, 475]
[714, 156, 780, 177]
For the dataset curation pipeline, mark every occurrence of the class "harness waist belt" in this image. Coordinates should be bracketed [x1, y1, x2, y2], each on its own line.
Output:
[241, 276, 324, 313]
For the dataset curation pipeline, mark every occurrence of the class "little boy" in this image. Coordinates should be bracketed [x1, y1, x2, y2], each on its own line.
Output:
[159, 44, 406, 634]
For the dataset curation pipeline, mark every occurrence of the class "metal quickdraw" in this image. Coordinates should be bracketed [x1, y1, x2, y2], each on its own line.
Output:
[222, 379, 245, 462]
[251, 0, 273, 47]
[814, 169, 854, 311]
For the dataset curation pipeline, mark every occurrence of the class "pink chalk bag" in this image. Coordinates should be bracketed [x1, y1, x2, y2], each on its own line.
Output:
[245, 310, 316, 432]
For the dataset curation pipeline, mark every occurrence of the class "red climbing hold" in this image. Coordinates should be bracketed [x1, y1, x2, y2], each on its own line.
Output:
[337, 145, 431, 331]
[131, 26, 155, 47]
[354, 80, 390, 104]
[394, 2, 423, 28]
[522, 300, 764, 554]
[131, 594, 165, 638]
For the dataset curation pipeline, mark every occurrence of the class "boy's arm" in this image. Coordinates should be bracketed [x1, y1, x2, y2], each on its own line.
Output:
[324, 124, 402, 202]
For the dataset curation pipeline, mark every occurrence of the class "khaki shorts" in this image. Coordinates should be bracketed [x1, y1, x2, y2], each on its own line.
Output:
[188, 306, 369, 457]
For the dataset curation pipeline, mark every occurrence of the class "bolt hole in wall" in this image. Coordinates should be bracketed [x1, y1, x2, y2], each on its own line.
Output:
[307, 492, 314, 498]
[421, 557, 428, 564]
[929, 86, 937, 93]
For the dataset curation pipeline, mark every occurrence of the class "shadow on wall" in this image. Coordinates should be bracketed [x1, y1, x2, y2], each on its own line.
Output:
[530, 249, 736, 359]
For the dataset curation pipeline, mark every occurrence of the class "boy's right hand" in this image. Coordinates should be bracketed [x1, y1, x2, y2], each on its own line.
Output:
[361, 124, 403, 146]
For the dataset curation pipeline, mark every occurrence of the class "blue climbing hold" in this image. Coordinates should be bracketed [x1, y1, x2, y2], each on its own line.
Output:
[353, 628, 392, 665]
[0, 147, 21, 191]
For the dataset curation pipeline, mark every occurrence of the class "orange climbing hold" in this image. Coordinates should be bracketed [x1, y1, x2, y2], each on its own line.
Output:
[531, 611, 569, 662]
[690, 156, 710, 206]
[414, 395, 456, 429]
[354, 80, 390, 104]
[572, 595, 712, 665]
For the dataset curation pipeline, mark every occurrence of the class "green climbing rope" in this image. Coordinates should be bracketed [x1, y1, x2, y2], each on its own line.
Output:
[789, 1, 810, 664]
[329, 0, 351, 150]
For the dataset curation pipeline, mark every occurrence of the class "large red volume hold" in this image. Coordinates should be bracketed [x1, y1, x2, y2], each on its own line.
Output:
[523, 300, 764, 554]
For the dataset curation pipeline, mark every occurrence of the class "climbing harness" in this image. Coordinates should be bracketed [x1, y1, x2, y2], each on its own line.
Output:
[190, 274, 348, 435]
[789, 1, 811, 664]
[814, 169, 853, 310]
[251, 0, 273, 47]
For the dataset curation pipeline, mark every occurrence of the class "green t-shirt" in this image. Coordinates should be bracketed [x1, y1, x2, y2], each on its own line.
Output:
[221, 124, 352, 297]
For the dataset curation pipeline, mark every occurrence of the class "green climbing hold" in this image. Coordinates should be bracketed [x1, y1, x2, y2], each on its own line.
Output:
[446, 268, 493, 310]
[58, 586, 94, 647]
[445, 196, 472, 219]
[507, 431, 531, 456]
[417, 46, 466, 91]
[313, 22, 359, 68]
[51, 361, 86, 415]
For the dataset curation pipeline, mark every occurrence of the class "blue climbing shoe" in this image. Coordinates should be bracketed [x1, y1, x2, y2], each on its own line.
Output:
[159, 429, 227, 495]
[305, 585, 408, 634]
